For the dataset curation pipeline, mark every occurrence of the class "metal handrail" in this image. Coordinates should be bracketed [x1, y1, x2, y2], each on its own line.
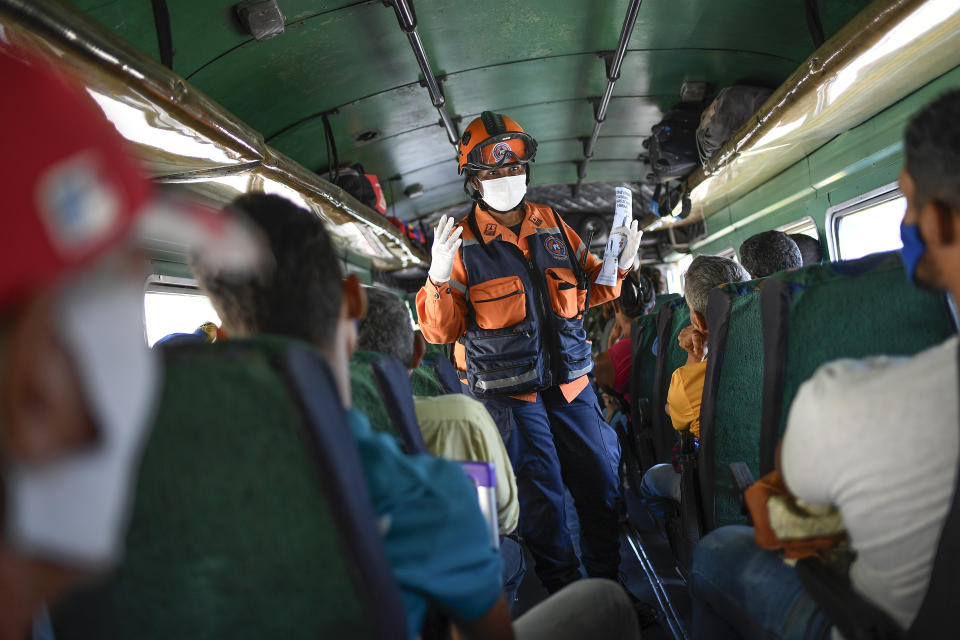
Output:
[384, 0, 460, 146]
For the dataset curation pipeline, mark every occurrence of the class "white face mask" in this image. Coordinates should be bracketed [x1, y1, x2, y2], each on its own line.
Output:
[480, 174, 527, 212]
[5, 266, 159, 568]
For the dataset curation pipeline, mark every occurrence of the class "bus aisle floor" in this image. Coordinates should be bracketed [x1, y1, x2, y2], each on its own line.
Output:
[623, 489, 692, 640]
[512, 489, 691, 639]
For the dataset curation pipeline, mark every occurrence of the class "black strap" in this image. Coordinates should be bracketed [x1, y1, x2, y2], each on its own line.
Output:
[550, 207, 589, 283]
[150, 0, 174, 69]
[804, 0, 826, 48]
[697, 288, 733, 533]
[322, 113, 339, 179]
[796, 557, 903, 640]
[629, 319, 657, 472]
[371, 355, 429, 455]
[759, 279, 793, 475]
[550, 207, 595, 315]
[426, 356, 464, 395]
[281, 347, 408, 639]
[652, 304, 676, 462]
[678, 432, 703, 549]
[906, 341, 960, 638]
[465, 208, 497, 260]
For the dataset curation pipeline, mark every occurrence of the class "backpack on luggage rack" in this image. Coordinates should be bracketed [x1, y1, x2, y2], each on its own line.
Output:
[645, 104, 702, 182]
[696, 85, 772, 163]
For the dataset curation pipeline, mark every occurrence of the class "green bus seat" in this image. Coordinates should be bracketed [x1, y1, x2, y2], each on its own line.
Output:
[372, 353, 429, 454]
[656, 298, 693, 461]
[422, 355, 464, 396]
[51, 336, 407, 639]
[699, 251, 956, 532]
[698, 279, 767, 530]
[758, 251, 957, 473]
[628, 312, 660, 472]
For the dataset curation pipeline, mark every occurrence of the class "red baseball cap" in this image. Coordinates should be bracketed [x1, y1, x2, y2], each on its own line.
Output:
[0, 47, 152, 311]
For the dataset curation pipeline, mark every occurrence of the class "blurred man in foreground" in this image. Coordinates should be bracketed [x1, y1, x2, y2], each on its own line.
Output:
[0, 47, 253, 638]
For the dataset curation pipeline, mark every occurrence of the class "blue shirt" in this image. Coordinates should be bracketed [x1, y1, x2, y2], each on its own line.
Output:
[346, 409, 503, 638]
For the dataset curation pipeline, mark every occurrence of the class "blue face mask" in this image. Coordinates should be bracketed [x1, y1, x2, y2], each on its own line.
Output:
[900, 222, 926, 284]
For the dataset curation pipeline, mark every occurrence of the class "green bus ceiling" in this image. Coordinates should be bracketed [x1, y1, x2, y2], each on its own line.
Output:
[70, 0, 871, 222]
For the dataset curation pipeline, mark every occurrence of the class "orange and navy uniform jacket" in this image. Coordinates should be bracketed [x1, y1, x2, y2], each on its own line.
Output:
[416, 201, 629, 403]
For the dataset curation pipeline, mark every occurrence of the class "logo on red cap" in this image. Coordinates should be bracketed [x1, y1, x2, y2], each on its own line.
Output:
[37, 152, 121, 256]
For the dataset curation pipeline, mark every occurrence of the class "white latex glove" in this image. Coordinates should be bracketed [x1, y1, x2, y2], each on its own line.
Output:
[428, 215, 463, 284]
[613, 218, 642, 268]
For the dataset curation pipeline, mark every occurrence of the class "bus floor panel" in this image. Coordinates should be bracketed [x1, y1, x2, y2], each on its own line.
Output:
[623, 489, 692, 640]
[512, 491, 691, 639]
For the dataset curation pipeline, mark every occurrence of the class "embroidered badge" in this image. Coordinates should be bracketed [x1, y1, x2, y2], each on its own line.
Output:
[530, 215, 542, 226]
[491, 141, 511, 162]
[544, 236, 567, 260]
[38, 152, 120, 255]
[484, 223, 498, 236]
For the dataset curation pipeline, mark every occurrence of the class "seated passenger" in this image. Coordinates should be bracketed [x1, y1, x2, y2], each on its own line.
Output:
[153, 321, 221, 347]
[690, 90, 960, 638]
[640, 257, 750, 502]
[0, 49, 248, 638]
[193, 193, 641, 639]
[357, 287, 520, 538]
[594, 335, 633, 405]
[594, 268, 659, 403]
[739, 230, 802, 278]
[789, 233, 824, 266]
[357, 286, 526, 610]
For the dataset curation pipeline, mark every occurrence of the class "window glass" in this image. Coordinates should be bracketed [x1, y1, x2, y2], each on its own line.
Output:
[665, 254, 694, 294]
[779, 217, 819, 240]
[144, 288, 221, 347]
[835, 196, 906, 260]
[715, 247, 738, 261]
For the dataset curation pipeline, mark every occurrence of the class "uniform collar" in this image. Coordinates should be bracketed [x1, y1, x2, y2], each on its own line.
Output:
[471, 203, 548, 247]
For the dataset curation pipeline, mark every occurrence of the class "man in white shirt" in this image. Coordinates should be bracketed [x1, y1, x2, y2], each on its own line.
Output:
[689, 89, 960, 639]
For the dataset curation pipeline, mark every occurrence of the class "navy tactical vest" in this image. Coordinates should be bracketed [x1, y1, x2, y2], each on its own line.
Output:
[459, 203, 593, 398]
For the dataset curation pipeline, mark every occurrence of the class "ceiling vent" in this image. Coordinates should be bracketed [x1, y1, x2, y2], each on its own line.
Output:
[355, 129, 381, 144]
[404, 183, 424, 199]
[235, 0, 285, 41]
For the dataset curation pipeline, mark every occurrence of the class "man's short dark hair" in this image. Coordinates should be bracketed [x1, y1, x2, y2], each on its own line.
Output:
[905, 89, 960, 212]
[358, 287, 415, 366]
[789, 234, 823, 266]
[739, 230, 802, 278]
[191, 193, 342, 348]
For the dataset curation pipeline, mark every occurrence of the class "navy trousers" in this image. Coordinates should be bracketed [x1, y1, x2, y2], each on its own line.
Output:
[483, 384, 622, 593]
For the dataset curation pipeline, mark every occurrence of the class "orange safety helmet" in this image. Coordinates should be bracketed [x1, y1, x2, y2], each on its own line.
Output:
[457, 111, 538, 175]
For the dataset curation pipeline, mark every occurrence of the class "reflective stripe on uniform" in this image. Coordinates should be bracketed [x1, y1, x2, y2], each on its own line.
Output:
[448, 278, 467, 295]
[567, 363, 593, 380]
[474, 368, 540, 391]
[462, 237, 481, 247]
[534, 226, 561, 236]
[576, 243, 586, 261]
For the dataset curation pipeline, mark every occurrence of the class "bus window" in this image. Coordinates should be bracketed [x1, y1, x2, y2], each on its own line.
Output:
[715, 247, 739, 261]
[144, 280, 220, 347]
[827, 187, 906, 261]
[664, 254, 694, 294]
[778, 216, 819, 240]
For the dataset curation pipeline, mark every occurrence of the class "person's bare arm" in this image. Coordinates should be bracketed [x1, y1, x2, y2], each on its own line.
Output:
[593, 351, 615, 390]
[451, 594, 516, 640]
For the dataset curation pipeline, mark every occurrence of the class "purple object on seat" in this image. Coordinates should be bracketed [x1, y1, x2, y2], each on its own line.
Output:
[460, 462, 499, 549]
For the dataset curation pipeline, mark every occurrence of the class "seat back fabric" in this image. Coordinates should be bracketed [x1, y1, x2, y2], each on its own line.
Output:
[372, 353, 429, 454]
[52, 337, 405, 640]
